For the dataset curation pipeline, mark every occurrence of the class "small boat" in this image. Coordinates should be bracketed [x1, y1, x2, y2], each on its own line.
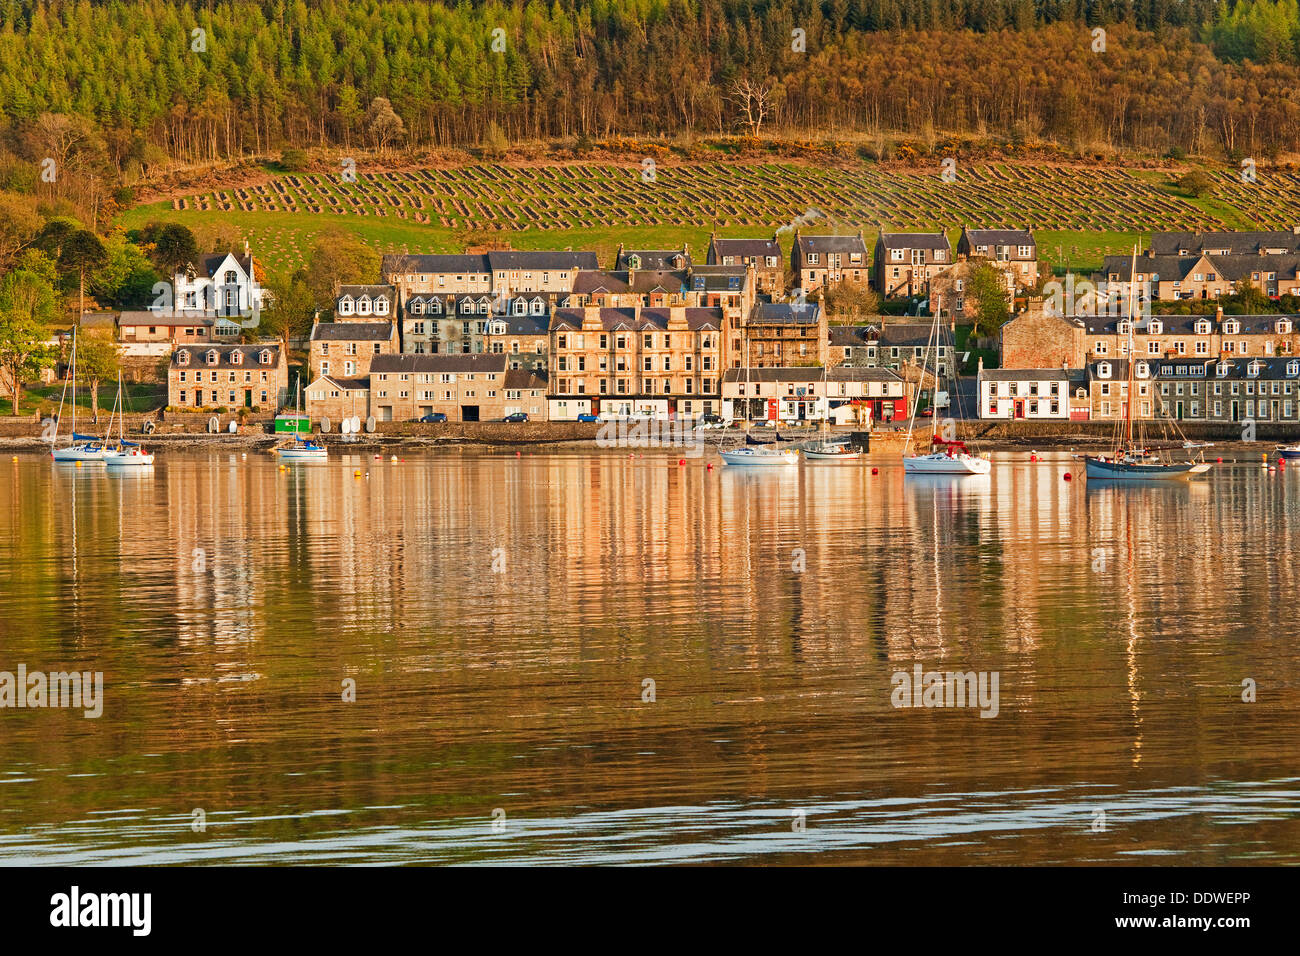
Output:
[904, 437, 992, 475]
[720, 446, 798, 466]
[52, 434, 109, 463]
[803, 442, 862, 461]
[1183, 440, 1214, 450]
[278, 436, 328, 461]
[49, 329, 109, 463]
[276, 378, 328, 460]
[1276, 443, 1300, 459]
[104, 440, 155, 467]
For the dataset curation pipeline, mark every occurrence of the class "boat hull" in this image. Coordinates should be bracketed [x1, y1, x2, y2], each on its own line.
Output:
[903, 453, 991, 475]
[51, 445, 107, 462]
[1084, 457, 1211, 480]
[720, 449, 797, 466]
[105, 454, 155, 466]
[803, 445, 861, 461]
[1276, 446, 1300, 459]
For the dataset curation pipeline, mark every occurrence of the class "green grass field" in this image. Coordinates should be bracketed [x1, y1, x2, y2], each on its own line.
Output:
[116, 159, 1298, 278]
[17, 383, 166, 417]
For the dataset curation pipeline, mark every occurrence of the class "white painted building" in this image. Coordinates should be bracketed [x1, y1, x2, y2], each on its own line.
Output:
[978, 367, 1083, 420]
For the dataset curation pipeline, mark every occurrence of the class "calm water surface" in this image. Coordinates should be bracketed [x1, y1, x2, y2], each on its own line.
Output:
[0, 447, 1297, 865]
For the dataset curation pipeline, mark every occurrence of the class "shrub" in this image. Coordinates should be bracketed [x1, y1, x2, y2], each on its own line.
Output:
[1178, 170, 1214, 198]
[279, 148, 310, 171]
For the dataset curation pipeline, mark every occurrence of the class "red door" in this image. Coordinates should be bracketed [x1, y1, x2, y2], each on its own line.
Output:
[1014, 400, 1025, 419]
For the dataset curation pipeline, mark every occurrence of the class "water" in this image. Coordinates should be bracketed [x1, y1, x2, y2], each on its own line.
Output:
[0, 448, 1297, 865]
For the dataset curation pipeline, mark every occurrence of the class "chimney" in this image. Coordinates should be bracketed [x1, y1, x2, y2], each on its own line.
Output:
[1216, 304, 1224, 322]
[582, 305, 601, 328]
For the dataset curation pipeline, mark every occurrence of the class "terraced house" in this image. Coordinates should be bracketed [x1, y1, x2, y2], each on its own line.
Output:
[168, 344, 287, 411]
[706, 234, 784, 294]
[615, 246, 691, 271]
[1100, 252, 1300, 303]
[792, 232, 870, 294]
[736, 301, 827, 368]
[563, 269, 689, 308]
[1084, 356, 1300, 424]
[873, 232, 953, 298]
[367, 353, 533, 422]
[956, 227, 1039, 290]
[547, 305, 723, 420]
[400, 292, 552, 354]
[309, 320, 400, 381]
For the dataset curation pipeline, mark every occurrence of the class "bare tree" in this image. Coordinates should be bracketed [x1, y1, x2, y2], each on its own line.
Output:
[728, 79, 775, 137]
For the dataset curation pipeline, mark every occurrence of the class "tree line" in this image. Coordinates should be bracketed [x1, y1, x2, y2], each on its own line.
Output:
[0, 0, 1293, 173]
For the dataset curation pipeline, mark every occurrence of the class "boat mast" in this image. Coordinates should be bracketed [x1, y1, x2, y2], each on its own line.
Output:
[1125, 245, 1138, 450]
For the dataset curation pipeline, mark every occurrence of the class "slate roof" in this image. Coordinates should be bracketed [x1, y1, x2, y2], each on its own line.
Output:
[571, 270, 687, 295]
[877, 232, 951, 251]
[795, 234, 870, 256]
[1150, 231, 1300, 257]
[962, 228, 1035, 248]
[980, 368, 1072, 381]
[487, 251, 599, 272]
[616, 249, 692, 270]
[550, 306, 722, 332]
[310, 322, 395, 341]
[171, 344, 282, 368]
[709, 236, 782, 261]
[307, 375, 370, 392]
[381, 254, 492, 274]
[503, 369, 549, 391]
[751, 302, 821, 325]
[337, 285, 395, 299]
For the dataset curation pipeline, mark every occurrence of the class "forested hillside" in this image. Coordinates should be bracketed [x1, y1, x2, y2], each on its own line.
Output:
[0, 0, 1297, 177]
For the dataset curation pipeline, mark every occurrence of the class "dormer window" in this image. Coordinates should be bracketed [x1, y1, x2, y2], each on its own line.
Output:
[1098, 362, 1112, 379]
[1224, 320, 1240, 334]
[206, 349, 219, 366]
[1277, 319, 1291, 334]
[1217, 362, 1230, 378]
[1248, 360, 1262, 377]
[1118, 321, 1131, 335]
[1147, 320, 1162, 335]
[1136, 361, 1150, 379]
[627, 255, 641, 269]
[513, 298, 526, 315]
[177, 350, 190, 366]
[409, 298, 424, 315]
[429, 299, 442, 315]
[338, 296, 354, 315]
[358, 296, 371, 315]
[231, 350, 243, 365]
[531, 297, 545, 315]
[376, 297, 388, 315]
[1289, 361, 1299, 377]
[1195, 319, 1211, 334]
[259, 350, 272, 365]
[460, 299, 473, 314]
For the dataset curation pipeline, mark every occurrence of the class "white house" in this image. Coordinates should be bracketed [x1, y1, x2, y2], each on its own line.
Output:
[978, 367, 1082, 420]
[163, 250, 264, 321]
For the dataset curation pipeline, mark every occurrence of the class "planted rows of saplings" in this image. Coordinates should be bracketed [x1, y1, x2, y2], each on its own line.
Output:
[1207, 169, 1300, 228]
[172, 163, 1229, 234]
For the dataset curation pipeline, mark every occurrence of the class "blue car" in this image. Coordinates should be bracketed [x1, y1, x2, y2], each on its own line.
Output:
[576, 413, 598, 422]
[418, 412, 447, 423]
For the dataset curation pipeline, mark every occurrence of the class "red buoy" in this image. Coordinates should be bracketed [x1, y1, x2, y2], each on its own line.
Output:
[1063, 472, 1072, 481]
[871, 467, 879, 475]
[1216, 457, 1223, 463]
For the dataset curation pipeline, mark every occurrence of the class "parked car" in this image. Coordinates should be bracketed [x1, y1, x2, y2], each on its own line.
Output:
[576, 413, 598, 423]
[919, 408, 934, 418]
[502, 412, 529, 423]
[418, 412, 447, 423]
[697, 414, 731, 429]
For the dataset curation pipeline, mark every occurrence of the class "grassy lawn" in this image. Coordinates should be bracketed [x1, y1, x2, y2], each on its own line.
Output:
[16, 383, 166, 417]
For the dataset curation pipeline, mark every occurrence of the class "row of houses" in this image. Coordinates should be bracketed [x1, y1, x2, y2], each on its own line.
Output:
[978, 356, 1300, 424]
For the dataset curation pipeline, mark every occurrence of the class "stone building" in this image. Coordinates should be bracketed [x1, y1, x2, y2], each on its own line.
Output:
[706, 234, 784, 295]
[309, 321, 400, 381]
[168, 343, 288, 411]
[367, 353, 531, 422]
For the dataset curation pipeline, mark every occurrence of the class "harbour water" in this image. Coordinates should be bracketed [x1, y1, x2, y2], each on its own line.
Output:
[0, 448, 1297, 864]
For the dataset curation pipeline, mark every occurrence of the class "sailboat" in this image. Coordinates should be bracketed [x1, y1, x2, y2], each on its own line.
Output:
[1083, 247, 1212, 481]
[902, 308, 990, 475]
[50, 327, 110, 463]
[721, 324, 796, 465]
[804, 362, 861, 460]
[104, 371, 155, 467]
[277, 376, 327, 461]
